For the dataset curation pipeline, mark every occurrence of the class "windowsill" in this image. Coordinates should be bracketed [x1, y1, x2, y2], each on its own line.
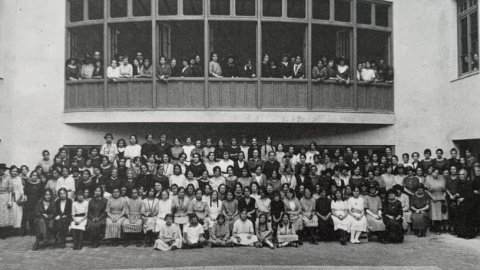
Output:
[451, 71, 479, 83]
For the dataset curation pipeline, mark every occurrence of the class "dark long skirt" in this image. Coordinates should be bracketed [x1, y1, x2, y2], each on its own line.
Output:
[55, 217, 72, 241]
[384, 218, 404, 243]
[318, 216, 334, 240]
[411, 212, 428, 230]
[86, 218, 106, 241]
[455, 201, 476, 239]
[35, 218, 55, 241]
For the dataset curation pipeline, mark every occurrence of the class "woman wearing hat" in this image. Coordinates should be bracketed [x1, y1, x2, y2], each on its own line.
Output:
[410, 184, 429, 237]
[0, 164, 14, 239]
[383, 189, 404, 243]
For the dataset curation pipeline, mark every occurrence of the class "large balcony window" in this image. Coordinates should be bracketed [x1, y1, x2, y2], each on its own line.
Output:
[65, 0, 394, 113]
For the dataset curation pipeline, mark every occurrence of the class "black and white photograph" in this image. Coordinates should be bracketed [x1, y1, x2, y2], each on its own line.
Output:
[0, 0, 479, 269]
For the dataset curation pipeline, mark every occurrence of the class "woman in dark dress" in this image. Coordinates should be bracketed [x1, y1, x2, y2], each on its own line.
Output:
[455, 169, 476, 238]
[24, 171, 44, 236]
[86, 186, 108, 248]
[78, 170, 95, 197]
[54, 188, 73, 248]
[33, 189, 56, 250]
[193, 54, 204, 77]
[410, 184, 429, 237]
[238, 186, 256, 226]
[261, 54, 271, 78]
[383, 189, 404, 243]
[315, 188, 334, 241]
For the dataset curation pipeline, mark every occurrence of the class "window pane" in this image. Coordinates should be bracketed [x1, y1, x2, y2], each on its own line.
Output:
[262, 22, 306, 78]
[460, 17, 469, 73]
[287, 0, 305, 18]
[109, 22, 152, 65]
[210, 22, 256, 77]
[357, 29, 391, 82]
[236, 0, 255, 16]
[68, 25, 104, 80]
[375, 4, 389, 27]
[184, 0, 203, 15]
[458, 0, 467, 14]
[70, 0, 84, 22]
[357, 2, 371, 24]
[471, 11, 479, 71]
[161, 21, 204, 77]
[312, 0, 330, 20]
[335, 0, 351, 22]
[211, 0, 230, 15]
[158, 0, 177, 15]
[88, 0, 104, 20]
[111, 0, 128, 18]
[133, 0, 152, 16]
[263, 0, 282, 17]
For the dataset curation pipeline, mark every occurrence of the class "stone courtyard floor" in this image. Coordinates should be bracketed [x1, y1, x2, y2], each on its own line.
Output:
[0, 234, 479, 270]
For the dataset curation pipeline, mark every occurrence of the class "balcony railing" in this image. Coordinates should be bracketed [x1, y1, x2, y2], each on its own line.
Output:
[65, 78, 394, 112]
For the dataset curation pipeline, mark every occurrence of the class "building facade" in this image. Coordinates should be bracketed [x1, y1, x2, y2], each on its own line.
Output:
[0, 0, 479, 168]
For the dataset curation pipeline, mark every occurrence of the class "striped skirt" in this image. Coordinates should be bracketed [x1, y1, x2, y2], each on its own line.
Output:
[122, 215, 143, 233]
[105, 216, 126, 239]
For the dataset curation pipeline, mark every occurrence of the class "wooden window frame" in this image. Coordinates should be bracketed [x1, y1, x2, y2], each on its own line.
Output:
[457, 0, 478, 76]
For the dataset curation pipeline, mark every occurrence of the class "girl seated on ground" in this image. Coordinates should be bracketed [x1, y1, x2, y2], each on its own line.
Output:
[276, 212, 299, 248]
[255, 213, 275, 249]
[209, 214, 233, 247]
[230, 208, 258, 246]
[154, 214, 182, 251]
[182, 214, 207, 249]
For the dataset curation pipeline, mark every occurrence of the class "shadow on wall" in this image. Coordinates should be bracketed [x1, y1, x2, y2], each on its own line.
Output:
[67, 122, 392, 145]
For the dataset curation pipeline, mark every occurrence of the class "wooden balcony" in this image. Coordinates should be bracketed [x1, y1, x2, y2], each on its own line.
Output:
[65, 78, 394, 113]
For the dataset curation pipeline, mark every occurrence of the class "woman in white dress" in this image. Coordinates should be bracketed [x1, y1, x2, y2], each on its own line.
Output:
[205, 152, 218, 177]
[207, 190, 222, 230]
[209, 166, 226, 192]
[71, 190, 88, 250]
[155, 190, 173, 233]
[331, 189, 351, 245]
[230, 208, 258, 246]
[154, 214, 182, 251]
[9, 166, 24, 232]
[124, 135, 142, 168]
[169, 164, 187, 189]
[141, 187, 159, 247]
[347, 186, 367, 244]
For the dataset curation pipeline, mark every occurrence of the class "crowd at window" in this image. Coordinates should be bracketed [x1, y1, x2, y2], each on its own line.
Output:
[0, 134, 478, 251]
[66, 51, 394, 84]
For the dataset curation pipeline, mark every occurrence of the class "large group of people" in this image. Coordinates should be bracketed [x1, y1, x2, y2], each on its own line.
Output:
[65, 51, 394, 84]
[0, 134, 477, 252]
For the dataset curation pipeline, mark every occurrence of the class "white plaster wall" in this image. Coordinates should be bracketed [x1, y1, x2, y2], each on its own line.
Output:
[390, 0, 457, 155]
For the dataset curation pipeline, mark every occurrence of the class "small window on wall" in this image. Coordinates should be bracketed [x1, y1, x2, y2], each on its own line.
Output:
[263, 0, 282, 17]
[334, 0, 351, 22]
[236, 0, 255, 16]
[312, 0, 330, 20]
[357, 2, 371, 25]
[69, 0, 84, 22]
[211, 0, 230, 15]
[184, 0, 203, 15]
[458, 0, 478, 74]
[88, 0, 104, 20]
[133, 0, 152, 16]
[287, 0, 305, 18]
[111, 0, 128, 18]
[158, 0, 177, 16]
[375, 4, 390, 27]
